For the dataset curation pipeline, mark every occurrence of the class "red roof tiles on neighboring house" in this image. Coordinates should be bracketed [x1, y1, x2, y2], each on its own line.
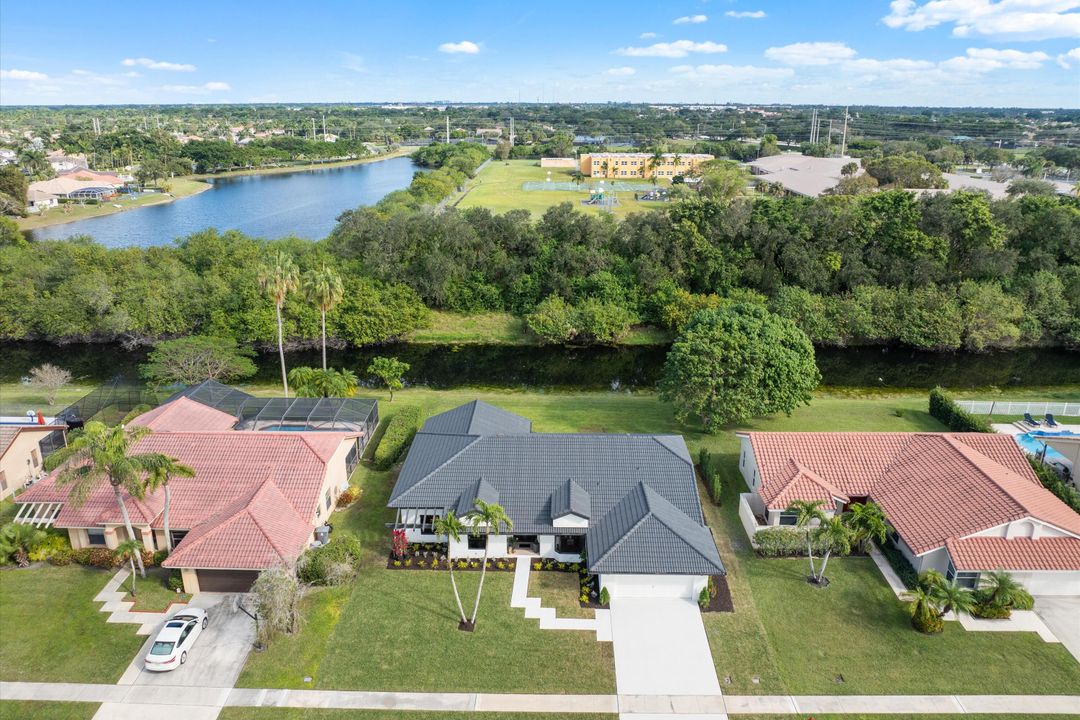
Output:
[763, 458, 850, 510]
[946, 536, 1080, 572]
[745, 432, 1080, 563]
[162, 478, 314, 570]
[128, 397, 237, 432]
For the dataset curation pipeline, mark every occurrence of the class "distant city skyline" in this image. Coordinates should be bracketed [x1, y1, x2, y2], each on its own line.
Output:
[1, 1, 1078, 107]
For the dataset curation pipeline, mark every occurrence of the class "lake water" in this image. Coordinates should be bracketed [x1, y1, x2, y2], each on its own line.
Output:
[25, 155, 421, 247]
[2, 342, 1077, 393]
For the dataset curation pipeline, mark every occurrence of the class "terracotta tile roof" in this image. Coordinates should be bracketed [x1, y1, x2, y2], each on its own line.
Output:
[162, 479, 313, 570]
[128, 397, 237, 432]
[946, 536, 1080, 572]
[762, 459, 850, 510]
[0, 427, 19, 457]
[746, 432, 1080, 556]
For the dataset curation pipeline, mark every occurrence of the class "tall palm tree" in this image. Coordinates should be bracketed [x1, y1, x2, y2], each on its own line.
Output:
[812, 515, 851, 584]
[114, 539, 143, 596]
[301, 265, 344, 371]
[258, 250, 299, 397]
[787, 499, 827, 580]
[54, 422, 178, 578]
[650, 147, 665, 185]
[844, 501, 888, 552]
[141, 454, 195, 552]
[467, 499, 513, 628]
[433, 511, 468, 626]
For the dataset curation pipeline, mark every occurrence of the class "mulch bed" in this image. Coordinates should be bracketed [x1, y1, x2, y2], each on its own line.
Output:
[385, 553, 516, 572]
[700, 574, 734, 613]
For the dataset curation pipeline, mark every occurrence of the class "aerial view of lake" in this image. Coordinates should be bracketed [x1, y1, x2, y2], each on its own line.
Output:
[24, 155, 423, 248]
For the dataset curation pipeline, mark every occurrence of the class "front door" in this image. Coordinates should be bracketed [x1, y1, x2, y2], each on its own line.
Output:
[514, 535, 539, 553]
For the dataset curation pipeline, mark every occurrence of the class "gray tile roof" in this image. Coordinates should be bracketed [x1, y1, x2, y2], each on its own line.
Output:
[587, 483, 725, 576]
[389, 401, 723, 577]
[455, 477, 499, 517]
[551, 479, 591, 520]
[420, 400, 533, 437]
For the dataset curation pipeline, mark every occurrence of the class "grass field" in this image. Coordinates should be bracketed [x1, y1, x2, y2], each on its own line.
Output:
[530, 570, 594, 619]
[16, 179, 211, 231]
[454, 159, 668, 219]
[406, 310, 672, 346]
[121, 567, 191, 611]
[0, 565, 145, 683]
[0, 701, 100, 719]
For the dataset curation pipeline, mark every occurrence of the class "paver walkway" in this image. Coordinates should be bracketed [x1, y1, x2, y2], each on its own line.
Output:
[510, 557, 612, 641]
[94, 568, 189, 636]
[6, 682, 1080, 715]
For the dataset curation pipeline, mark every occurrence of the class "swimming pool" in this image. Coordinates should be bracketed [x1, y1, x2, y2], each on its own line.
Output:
[260, 424, 309, 432]
[1015, 430, 1075, 464]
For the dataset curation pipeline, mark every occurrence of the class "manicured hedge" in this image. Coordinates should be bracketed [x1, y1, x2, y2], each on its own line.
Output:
[1029, 457, 1080, 514]
[753, 527, 847, 558]
[929, 387, 993, 433]
[373, 405, 423, 470]
[877, 537, 918, 590]
[697, 448, 723, 505]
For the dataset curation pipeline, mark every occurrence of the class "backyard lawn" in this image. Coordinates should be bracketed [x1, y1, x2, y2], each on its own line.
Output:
[0, 565, 145, 683]
[454, 159, 667, 219]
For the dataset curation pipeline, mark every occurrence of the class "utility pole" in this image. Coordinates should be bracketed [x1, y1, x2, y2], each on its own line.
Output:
[827, 119, 834, 147]
[311, 117, 316, 141]
[322, 114, 327, 140]
[445, 114, 450, 144]
[840, 107, 849, 156]
[509, 116, 515, 146]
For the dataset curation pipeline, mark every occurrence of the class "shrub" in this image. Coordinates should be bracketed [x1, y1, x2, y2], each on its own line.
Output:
[298, 535, 363, 585]
[47, 548, 73, 566]
[698, 586, 710, 609]
[697, 449, 724, 505]
[876, 538, 918, 589]
[140, 549, 156, 568]
[753, 527, 845, 558]
[928, 387, 993, 433]
[599, 586, 610, 605]
[1029, 457, 1080, 514]
[167, 570, 185, 592]
[86, 548, 120, 568]
[391, 529, 408, 559]
[580, 592, 589, 603]
[912, 608, 945, 633]
[373, 406, 422, 470]
[152, 549, 169, 566]
[971, 601, 1012, 619]
[336, 487, 360, 508]
[28, 534, 70, 562]
[526, 295, 576, 343]
[252, 566, 302, 648]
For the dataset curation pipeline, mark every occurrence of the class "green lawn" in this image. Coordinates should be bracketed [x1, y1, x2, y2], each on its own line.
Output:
[454, 159, 666, 219]
[122, 567, 191, 611]
[220, 711, 613, 720]
[0, 382, 95, 416]
[405, 310, 672, 346]
[741, 716, 1080, 720]
[0, 701, 100, 720]
[15, 179, 210, 231]
[0, 565, 145, 683]
[530, 570, 594, 619]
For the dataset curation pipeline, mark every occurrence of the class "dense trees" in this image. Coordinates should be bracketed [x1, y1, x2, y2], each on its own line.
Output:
[140, 336, 257, 386]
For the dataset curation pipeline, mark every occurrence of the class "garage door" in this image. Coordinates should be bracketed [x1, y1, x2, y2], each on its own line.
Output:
[601, 574, 704, 600]
[196, 569, 259, 593]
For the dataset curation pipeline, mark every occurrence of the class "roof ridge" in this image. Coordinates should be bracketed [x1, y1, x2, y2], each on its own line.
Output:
[650, 436, 693, 466]
[246, 480, 307, 559]
[589, 484, 653, 568]
[938, 434, 1031, 518]
[639, 484, 720, 568]
[790, 460, 850, 501]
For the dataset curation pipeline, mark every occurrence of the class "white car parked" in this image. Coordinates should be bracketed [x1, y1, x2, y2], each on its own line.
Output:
[144, 608, 208, 672]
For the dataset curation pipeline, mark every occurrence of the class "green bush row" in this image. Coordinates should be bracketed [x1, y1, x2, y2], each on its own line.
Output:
[753, 527, 849, 558]
[697, 448, 723, 505]
[1029, 457, 1080, 514]
[373, 406, 423, 470]
[876, 537, 919, 590]
[928, 387, 993, 433]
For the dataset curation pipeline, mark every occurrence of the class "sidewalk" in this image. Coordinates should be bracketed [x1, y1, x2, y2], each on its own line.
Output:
[4, 681, 1080, 715]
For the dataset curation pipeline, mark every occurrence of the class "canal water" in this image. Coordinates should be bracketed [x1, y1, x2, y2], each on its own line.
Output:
[24, 155, 422, 247]
[1, 342, 1076, 393]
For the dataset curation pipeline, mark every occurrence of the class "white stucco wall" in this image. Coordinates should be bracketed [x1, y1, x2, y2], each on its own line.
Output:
[1012, 571, 1080, 596]
[552, 514, 589, 529]
[970, 519, 1074, 541]
[599, 574, 707, 600]
[448, 533, 510, 559]
[738, 437, 759, 491]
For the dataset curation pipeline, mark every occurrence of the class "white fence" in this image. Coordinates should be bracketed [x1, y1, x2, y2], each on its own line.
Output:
[738, 493, 766, 546]
[954, 401, 1080, 417]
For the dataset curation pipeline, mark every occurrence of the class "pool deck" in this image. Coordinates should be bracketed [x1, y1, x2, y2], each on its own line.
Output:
[991, 422, 1080, 436]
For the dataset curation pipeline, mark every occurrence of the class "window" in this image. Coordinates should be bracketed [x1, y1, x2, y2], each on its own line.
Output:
[739, 450, 746, 469]
[325, 490, 332, 512]
[947, 561, 980, 589]
[778, 511, 799, 526]
[467, 533, 487, 550]
[87, 529, 106, 546]
[555, 535, 584, 554]
[170, 530, 188, 547]
[420, 513, 438, 534]
[31, 449, 41, 468]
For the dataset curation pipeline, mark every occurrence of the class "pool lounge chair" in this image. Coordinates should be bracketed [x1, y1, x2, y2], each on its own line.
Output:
[1024, 413, 1041, 427]
[1045, 413, 1059, 428]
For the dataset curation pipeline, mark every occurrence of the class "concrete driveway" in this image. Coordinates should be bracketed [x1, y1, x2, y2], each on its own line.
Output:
[1034, 596, 1080, 663]
[118, 593, 256, 688]
[608, 597, 721, 696]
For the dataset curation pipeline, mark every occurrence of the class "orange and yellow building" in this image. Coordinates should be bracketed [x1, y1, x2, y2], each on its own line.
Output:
[580, 152, 713, 180]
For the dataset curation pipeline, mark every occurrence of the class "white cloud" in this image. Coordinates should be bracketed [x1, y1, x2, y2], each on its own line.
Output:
[340, 52, 367, 73]
[725, 10, 766, 18]
[940, 47, 1049, 71]
[843, 58, 936, 73]
[839, 47, 1048, 80]
[161, 81, 231, 93]
[640, 32, 658, 39]
[0, 68, 49, 81]
[673, 14, 708, 24]
[764, 41, 857, 65]
[615, 40, 727, 57]
[121, 57, 196, 71]
[605, 66, 636, 76]
[1058, 47, 1080, 67]
[669, 63, 794, 81]
[438, 40, 480, 54]
[883, 0, 1080, 41]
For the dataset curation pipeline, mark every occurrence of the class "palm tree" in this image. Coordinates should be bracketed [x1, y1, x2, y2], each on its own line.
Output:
[141, 454, 195, 553]
[983, 570, 1032, 610]
[258, 250, 299, 397]
[933, 580, 975, 617]
[812, 515, 851, 584]
[301, 265, 344, 371]
[844, 501, 888, 552]
[114, 539, 143, 596]
[907, 585, 943, 634]
[0, 523, 46, 567]
[467, 499, 513, 628]
[288, 367, 358, 398]
[54, 422, 179, 578]
[787, 499, 827, 580]
[433, 511, 468, 626]
[650, 147, 665, 185]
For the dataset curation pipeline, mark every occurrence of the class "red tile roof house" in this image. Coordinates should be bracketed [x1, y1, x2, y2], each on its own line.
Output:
[14, 382, 377, 593]
[736, 432, 1080, 597]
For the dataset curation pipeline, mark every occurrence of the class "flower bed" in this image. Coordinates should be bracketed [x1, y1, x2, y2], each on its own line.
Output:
[699, 574, 734, 613]
[529, 559, 609, 610]
[386, 552, 516, 572]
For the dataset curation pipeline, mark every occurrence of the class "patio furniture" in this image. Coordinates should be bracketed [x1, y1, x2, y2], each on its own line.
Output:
[1045, 414, 1059, 428]
[1024, 413, 1042, 427]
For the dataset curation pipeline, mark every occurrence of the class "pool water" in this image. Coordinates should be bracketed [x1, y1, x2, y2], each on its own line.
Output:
[261, 424, 309, 432]
[1015, 430, 1075, 463]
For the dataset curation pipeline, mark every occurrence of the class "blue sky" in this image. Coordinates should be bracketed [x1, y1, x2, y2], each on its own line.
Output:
[1, 1, 1078, 107]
